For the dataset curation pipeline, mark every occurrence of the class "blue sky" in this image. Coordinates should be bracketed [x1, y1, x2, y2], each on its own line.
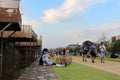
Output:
[20, 0, 120, 48]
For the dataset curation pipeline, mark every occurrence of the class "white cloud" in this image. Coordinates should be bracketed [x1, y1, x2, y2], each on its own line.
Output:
[62, 24, 120, 44]
[0, 0, 19, 8]
[42, 0, 107, 24]
[42, 23, 120, 48]
[22, 15, 43, 35]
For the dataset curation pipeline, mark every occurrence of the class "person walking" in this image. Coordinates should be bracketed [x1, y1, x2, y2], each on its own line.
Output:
[82, 45, 89, 62]
[90, 43, 97, 63]
[99, 42, 106, 63]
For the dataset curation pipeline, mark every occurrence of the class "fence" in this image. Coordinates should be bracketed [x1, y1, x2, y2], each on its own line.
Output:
[1, 41, 41, 80]
[0, 25, 37, 42]
[0, 0, 21, 31]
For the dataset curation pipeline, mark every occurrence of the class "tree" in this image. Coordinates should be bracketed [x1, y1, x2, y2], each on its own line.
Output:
[97, 33, 109, 45]
[82, 40, 93, 47]
[107, 40, 120, 54]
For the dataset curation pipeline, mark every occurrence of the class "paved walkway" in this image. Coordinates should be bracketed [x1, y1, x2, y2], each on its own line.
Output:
[73, 57, 120, 75]
[18, 58, 59, 80]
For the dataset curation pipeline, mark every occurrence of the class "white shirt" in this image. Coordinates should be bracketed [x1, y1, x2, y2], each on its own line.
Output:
[42, 54, 52, 66]
[99, 44, 106, 51]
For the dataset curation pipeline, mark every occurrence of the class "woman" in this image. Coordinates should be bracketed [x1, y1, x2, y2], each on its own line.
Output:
[39, 48, 53, 66]
[42, 48, 54, 66]
[40, 48, 65, 67]
[99, 42, 106, 63]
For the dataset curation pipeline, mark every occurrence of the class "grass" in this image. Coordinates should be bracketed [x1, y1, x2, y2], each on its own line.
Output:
[24, 67, 29, 73]
[106, 57, 120, 62]
[53, 62, 120, 80]
[95, 57, 120, 62]
[73, 55, 120, 62]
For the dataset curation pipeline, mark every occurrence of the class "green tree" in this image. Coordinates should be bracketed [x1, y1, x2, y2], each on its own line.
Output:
[82, 40, 93, 47]
[107, 40, 120, 54]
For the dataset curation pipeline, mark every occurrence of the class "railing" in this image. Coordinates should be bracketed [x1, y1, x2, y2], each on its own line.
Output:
[0, 8, 21, 23]
[22, 25, 37, 40]
[15, 40, 42, 47]
[0, 25, 38, 42]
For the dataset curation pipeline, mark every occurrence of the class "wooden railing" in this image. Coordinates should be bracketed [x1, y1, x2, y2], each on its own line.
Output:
[0, 25, 37, 42]
[0, 8, 21, 23]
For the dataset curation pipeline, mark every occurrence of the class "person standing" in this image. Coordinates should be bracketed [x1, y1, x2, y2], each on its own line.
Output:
[90, 43, 97, 63]
[99, 42, 106, 63]
[82, 45, 89, 62]
[65, 49, 70, 55]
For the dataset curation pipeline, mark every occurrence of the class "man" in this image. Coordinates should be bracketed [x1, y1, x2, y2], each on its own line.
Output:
[90, 43, 97, 63]
[82, 45, 89, 62]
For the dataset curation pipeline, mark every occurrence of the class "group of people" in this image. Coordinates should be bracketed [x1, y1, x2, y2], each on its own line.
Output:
[82, 42, 107, 63]
[39, 41, 107, 66]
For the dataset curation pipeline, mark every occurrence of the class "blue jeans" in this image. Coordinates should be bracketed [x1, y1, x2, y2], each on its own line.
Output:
[100, 51, 105, 57]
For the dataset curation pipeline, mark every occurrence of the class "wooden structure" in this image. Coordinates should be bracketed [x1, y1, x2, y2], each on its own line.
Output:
[0, 25, 37, 42]
[0, 1, 42, 79]
[0, 1, 22, 79]
[15, 38, 42, 47]
[0, 25, 42, 80]
[0, 0, 21, 31]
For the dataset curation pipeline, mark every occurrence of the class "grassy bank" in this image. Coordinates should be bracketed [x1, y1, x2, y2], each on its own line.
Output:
[74, 56, 120, 62]
[106, 58, 120, 62]
[53, 62, 120, 80]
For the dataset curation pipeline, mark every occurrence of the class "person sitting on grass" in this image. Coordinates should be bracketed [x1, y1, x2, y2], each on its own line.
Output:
[39, 48, 67, 67]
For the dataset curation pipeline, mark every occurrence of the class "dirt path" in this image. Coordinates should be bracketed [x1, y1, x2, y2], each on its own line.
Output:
[72, 57, 120, 75]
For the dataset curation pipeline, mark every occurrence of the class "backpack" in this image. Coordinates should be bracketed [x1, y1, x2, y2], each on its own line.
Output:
[39, 55, 43, 65]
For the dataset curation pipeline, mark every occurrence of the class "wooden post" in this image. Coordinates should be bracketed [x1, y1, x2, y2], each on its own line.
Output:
[0, 32, 3, 80]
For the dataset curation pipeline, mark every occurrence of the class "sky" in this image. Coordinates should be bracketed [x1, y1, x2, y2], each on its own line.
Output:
[20, 0, 120, 49]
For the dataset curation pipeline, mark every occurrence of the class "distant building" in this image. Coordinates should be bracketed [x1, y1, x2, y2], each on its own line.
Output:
[111, 35, 120, 42]
[116, 35, 120, 40]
